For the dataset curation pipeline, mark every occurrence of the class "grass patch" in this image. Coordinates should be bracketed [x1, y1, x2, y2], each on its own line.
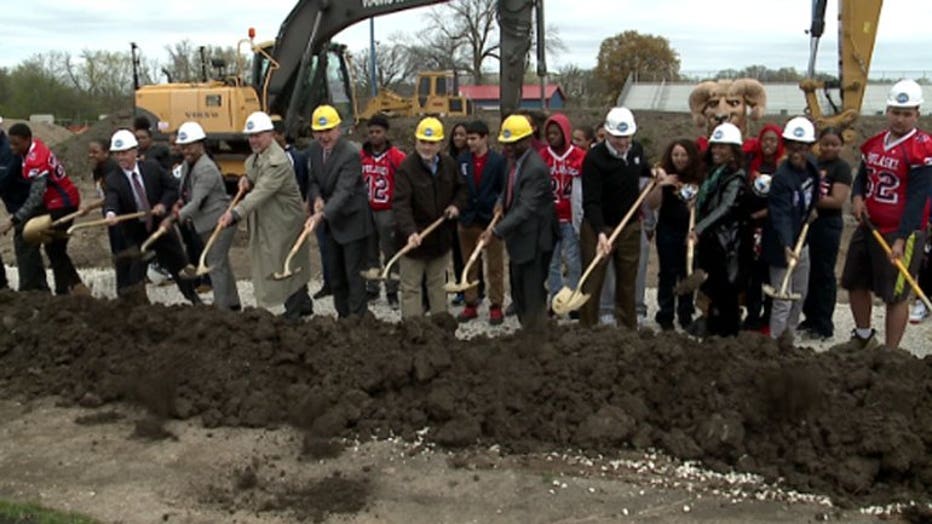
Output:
[0, 500, 98, 524]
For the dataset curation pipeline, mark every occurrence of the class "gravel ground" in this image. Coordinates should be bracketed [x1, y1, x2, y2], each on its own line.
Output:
[4, 265, 929, 358]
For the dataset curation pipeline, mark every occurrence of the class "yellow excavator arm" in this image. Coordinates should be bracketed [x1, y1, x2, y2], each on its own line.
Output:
[800, 0, 883, 142]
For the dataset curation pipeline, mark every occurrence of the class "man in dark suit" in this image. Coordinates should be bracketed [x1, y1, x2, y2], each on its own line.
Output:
[482, 114, 557, 328]
[104, 129, 200, 304]
[306, 105, 372, 318]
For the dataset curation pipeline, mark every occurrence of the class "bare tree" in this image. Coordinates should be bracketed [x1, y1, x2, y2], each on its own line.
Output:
[352, 34, 420, 94]
[425, 0, 499, 84]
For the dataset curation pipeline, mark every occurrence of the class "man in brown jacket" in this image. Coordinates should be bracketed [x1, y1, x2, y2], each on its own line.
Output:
[393, 117, 468, 318]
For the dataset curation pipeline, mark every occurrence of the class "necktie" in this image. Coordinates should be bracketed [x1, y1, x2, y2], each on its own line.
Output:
[322, 149, 331, 165]
[505, 164, 517, 208]
[131, 171, 153, 231]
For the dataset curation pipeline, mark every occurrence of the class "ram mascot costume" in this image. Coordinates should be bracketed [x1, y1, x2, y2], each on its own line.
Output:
[688, 78, 767, 152]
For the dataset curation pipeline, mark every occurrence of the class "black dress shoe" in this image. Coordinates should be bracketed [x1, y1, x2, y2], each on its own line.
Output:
[312, 285, 332, 299]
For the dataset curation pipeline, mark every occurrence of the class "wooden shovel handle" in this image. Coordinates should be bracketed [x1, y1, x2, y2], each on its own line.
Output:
[52, 199, 105, 226]
[459, 212, 503, 282]
[575, 180, 657, 293]
[776, 221, 811, 296]
[865, 220, 932, 313]
[198, 186, 247, 270]
[381, 215, 447, 278]
[281, 218, 318, 273]
[67, 211, 148, 234]
[686, 205, 697, 276]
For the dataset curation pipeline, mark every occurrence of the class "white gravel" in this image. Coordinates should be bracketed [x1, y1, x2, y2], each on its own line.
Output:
[4, 265, 929, 357]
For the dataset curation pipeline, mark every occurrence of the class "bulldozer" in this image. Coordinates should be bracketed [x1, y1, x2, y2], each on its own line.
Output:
[133, 0, 542, 180]
[358, 71, 473, 120]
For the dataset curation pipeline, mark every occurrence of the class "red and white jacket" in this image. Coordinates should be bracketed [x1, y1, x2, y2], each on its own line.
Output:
[21, 137, 80, 211]
[360, 143, 406, 212]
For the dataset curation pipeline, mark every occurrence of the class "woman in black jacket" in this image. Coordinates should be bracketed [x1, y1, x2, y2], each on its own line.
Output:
[646, 138, 703, 330]
[688, 123, 749, 337]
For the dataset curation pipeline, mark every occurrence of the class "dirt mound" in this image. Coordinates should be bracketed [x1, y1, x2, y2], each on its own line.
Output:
[1, 118, 75, 148]
[1, 290, 930, 507]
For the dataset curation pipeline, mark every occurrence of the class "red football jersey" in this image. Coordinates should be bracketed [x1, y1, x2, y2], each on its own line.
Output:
[540, 144, 586, 222]
[360, 146, 406, 211]
[20, 138, 80, 211]
[860, 129, 932, 233]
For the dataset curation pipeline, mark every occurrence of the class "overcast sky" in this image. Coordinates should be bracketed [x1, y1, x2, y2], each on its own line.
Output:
[3, 0, 931, 78]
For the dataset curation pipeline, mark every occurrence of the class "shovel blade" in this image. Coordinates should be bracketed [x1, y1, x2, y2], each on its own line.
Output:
[272, 266, 301, 281]
[674, 270, 707, 296]
[360, 268, 382, 280]
[553, 292, 590, 315]
[552, 286, 591, 315]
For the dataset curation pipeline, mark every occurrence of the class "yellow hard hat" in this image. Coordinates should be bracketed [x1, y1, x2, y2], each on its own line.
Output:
[311, 105, 341, 131]
[414, 117, 444, 142]
[498, 114, 533, 143]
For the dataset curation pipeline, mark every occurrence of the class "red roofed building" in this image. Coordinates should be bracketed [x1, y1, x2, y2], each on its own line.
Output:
[458, 84, 566, 111]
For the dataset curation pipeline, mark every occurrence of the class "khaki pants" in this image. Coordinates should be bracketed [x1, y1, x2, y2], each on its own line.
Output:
[579, 220, 641, 328]
[457, 223, 505, 306]
[400, 252, 450, 318]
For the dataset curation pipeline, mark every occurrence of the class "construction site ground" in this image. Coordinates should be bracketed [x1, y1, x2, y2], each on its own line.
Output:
[1, 111, 931, 523]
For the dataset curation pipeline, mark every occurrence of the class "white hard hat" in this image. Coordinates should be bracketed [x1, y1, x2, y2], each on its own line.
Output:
[782, 116, 816, 143]
[752, 173, 773, 197]
[887, 79, 924, 108]
[708, 123, 743, 146]
[110, 129, 139, 152]
[243, 111, 274, 134]
[175, 121, 206, 144]
[604, 107, 637, 137]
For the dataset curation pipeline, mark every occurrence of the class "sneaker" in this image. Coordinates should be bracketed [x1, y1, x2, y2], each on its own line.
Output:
[451, 293, 466, 306]
[387, 292, 399, 310]
[658, 320, 675, 331]
[909, 300, 928, 324]
[312, 285, 332, 299]
[366, 290, 380, 303]
[505, 302, 516, 316]
[458, 305, 478, 322]
[830, 329, 881, 351]
[489, 305, 504, 326]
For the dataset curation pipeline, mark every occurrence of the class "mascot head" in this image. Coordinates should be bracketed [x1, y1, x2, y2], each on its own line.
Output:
[688, 78, 767, 137]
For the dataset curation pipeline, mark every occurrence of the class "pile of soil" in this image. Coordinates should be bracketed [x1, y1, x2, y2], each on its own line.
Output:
[1, 290, 930, 507]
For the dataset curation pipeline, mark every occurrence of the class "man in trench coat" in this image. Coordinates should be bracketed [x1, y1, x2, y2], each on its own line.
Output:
[218, 111, 312, 318]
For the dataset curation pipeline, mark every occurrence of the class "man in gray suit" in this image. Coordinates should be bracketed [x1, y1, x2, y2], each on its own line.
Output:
[172, 121, 241, 310]
[482, 114, 557, 328]
[306, 105, 372, 318]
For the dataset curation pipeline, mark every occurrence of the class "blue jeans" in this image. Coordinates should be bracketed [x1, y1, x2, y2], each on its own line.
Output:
[548, 222, 581, 301]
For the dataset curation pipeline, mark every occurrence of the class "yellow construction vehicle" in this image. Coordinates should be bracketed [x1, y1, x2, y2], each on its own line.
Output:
[799, 0, 883, 142]
[359, 71, 473, 120]
[133, 0, 543, 180]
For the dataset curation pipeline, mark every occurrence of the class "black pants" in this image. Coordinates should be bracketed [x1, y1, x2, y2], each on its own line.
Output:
[510, 250, 552, 328]
[743, 256, 771, 328]
[324, 228, 369, 318]
[699, 236, 742, 337]
[655, 227, 694, 327]
[117, 223, 199, 303]
[802, 219, 843, 336]
[46, 207, 83, 295]
[12, 226, 50, 292]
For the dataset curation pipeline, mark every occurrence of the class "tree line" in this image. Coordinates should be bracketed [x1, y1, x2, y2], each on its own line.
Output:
[0, 0, 844, 122]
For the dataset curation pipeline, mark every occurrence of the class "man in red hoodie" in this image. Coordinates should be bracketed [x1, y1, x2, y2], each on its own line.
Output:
[2, 123, 88, 295]
[539, 113, 586, 315]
